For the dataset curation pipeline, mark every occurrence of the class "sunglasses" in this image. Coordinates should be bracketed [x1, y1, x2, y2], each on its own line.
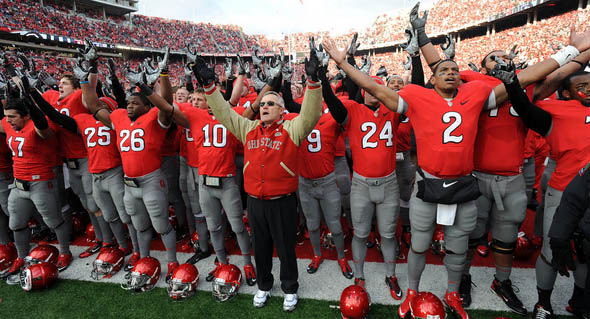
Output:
[259, 101, 279, 107]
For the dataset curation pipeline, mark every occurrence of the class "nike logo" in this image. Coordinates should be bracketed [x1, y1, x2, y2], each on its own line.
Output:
[383, 112, 389, 116]
[319, 122, 325, 125]
[442, 181, 458, 188]
[460, 100, 468, 105]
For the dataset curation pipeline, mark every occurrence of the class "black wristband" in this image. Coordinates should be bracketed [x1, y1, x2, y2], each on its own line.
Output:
[572, 60, 585, 67]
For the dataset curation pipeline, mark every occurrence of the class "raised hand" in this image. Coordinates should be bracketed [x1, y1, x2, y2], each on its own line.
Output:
[403, 55, 412, 71]
[236, 54, 249, 75]
[359, 55, 371, 75]
[508, 44, 519, 60]
[224, 57, 233, 79]
[39, 71, 58, 90]
[376, 65, 388, 78]
[157, 46, 170, 73]
[569, 26, 590, 52]
[347, 32, 360, 57]
[72, 58, 90, 82]
[409, 2, 428, 32]
[186, 45, 197, 64]
[252, 45, 264, 66]
[191, 57, 216, 87]
[316, 44, 330, 68]
[400, 29, 419, 57]
[125, 64, 146, 86]
[77, 39, 98, 62]
[323, 38, 347, 65]
[468, 62, 480, 72]
[282, 65, 293, 82]
[489, 55, 517, 84]
[267, 57, 282, 82]
[107, 58, 117, 77]
[440, 34, 455, 59]
[252, 66, 267, 91]
[305, 44, 320, 82]
[16, 52, 32, 71]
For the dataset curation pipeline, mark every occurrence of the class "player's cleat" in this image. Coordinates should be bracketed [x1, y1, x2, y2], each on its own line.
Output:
[57, 253, 73, 272]
[243, 263, 257, 286]
[476, 243, 489, 257]
[307, 255, 323, 274]
[366, 231, 376, 248]
[124, 252, 140, 272]
[5, 257, 25, 277]
[186, 248, 211, 264]
[165, 261, 179, 283]
[386, 275, 403, 300]
[206, 258, 223, 282]
[179, 237, 193, 252]
[444, 291, 470, 319]
[119, 246, 132, 256]
[283, 293, 298, 312]
[79, 241, 103, 258]
[354, 277, 366, 288]
[253, 290, 270, 308]
[398, 289, 417, 318]
[338, 258, 354, 279]
[532, 303, 554, 319]
[490, 277, 527, 316]
[176, 228, 188, 243]
[459, 274, 473, 307]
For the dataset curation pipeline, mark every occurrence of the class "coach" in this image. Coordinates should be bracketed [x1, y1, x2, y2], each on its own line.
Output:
[192, 51, 322, 311]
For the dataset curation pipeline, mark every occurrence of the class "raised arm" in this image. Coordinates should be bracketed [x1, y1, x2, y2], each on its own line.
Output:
[138, 83, 188, 128]
[30, 89, 78, 134]
[533, 49, 590, 101]
[323, 38, 400, 112]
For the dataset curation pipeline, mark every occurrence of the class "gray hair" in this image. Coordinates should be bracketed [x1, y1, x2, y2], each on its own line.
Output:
[262, 91, 285, 108]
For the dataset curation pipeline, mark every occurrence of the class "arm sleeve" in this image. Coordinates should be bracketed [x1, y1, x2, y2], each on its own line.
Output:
[30, 90, 78, 133]
[285, 81, 322, 145]
[319, 72, 347, 124]
[204, 84, 258, 143]
[411, 55, 425, 87]
[548, 169, 590, 240]
[185, 75, 194, 92]
[110, 75, 127, 110]
[24, 97, 49, 131]
[223, 78, 234, 101]
[504, 79, 553, 136]
[281, 80, 301, 114]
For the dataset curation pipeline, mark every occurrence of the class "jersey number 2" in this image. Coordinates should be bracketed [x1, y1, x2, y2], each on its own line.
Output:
[442, 112, 463, 144]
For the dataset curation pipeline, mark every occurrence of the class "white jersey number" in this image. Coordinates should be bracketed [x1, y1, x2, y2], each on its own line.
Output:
[306, 129, 322, 153]
[202, 124, 227, 148]
[442, 112, 463, 144]
[8, 136, 25, 157]
[84, 126, 112, 148]
[119, 129, 145, 152]
[361, 121, 394, 149]
[185, 128, 194, 142]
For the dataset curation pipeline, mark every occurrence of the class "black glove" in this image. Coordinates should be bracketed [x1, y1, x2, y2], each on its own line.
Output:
[107, 58, 117, 77]
[409, 2, 430, 47]
[508, 44, 519, 60]
[440, 34, 455, 59]
[400, 29, 419, 57]
[550, 237, 576, 277]
[77, 39, 98, 62]
[305, 38, 320, 82]
[488, 55, 517, 85]
[191, 57, 216, 87]
[468, 62, 480, 72]
[236, 54, 249, 75]
[347, 33, 360, 57]
[157, 46, 170, 73]
[376, 66, 388, 78]
[72, 58, 90, 82]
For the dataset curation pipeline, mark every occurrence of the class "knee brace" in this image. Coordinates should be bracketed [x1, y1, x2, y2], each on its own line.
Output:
[411, 245, 428, 255]
[490, 239, 516, 255]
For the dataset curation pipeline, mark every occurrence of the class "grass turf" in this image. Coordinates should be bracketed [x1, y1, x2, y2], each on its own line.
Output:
[0, 279, 573, 318]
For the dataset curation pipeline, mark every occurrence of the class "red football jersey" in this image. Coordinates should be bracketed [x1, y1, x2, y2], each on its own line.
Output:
[43, 89, 63, 166]
[2, 118, 57, 181]
[110, 108, 167, 178]
[395, 116, 412, 152]
[178, 127, 188, 158]
[342, 99, 399, 177]
[299, 112, 341, 179]
[192, 112, 239, 177]
[460, 71, 528, 175]
[537, 99, 590, 191]
[397, 81, 494, 178]
[160, 125, 179, 156]
[178, 104, 202, 167]
[73, 114, 121, 174]
[233, 106, 246, 156]
[238, 92, 258, 108]
[53, 89, 88, 159]
[0, 133, 12, 173]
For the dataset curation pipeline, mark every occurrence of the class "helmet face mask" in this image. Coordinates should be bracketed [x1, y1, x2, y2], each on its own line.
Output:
[91, 248, 124, 280]
[212, 280, 237, 302]
[168, 280, 193, 301]
[91, 260, 114, 280]
[120, 256, 160, 292]
[167, 263, 199, 301]
[19, 262, 58, 291]
[20, 268, 33, 291]
[210, 264, 242, 302]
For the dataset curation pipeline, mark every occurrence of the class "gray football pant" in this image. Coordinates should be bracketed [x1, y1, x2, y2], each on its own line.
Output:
[523, 157, 535, 203]
[187, 165, 210, 252]
[396, 151, 416, 226]
[92, 166, 133, 249]
[199, 175, 250, 265]
[162, 155, 187, 230]
[334, 156, 351, 218]
[470, 172, 527, 243]
[534, 158, 556, 237]
[67, 158, 98, 212]
[350, 171, 399, 279]
[299, 172, 344, 258]
[8, 178, 70, 257]
[407, 172, 478, 292]
[0, 172, 13, 245]
[178, 156, 195, 234]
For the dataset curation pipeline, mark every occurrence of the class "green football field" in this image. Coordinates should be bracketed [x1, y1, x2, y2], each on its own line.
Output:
[0, 279, 574, 318]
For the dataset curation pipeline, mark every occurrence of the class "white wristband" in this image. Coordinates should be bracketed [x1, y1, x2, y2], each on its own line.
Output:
[551, 45, 580, 67]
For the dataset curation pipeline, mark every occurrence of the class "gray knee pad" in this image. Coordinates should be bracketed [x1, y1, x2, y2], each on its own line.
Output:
[410, 230, 433, 253]
[443, 249, 467, 273]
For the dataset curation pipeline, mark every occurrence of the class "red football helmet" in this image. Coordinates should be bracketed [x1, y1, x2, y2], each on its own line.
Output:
[25, 244, 59, 266]
[91, 247, 125, 280]
[167, 263, 199, 300]
[212, 263, 242, 302]
[514, 231, 533, 260]
[19, 262, 58, 291]
[121, 256, 161, 292]
[431, 228, 446, 255]
[0, 243, 17, 276]
[340, 285, 370, 319]
[86, 224, 96, 242]
[410, 292, 446, 319]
